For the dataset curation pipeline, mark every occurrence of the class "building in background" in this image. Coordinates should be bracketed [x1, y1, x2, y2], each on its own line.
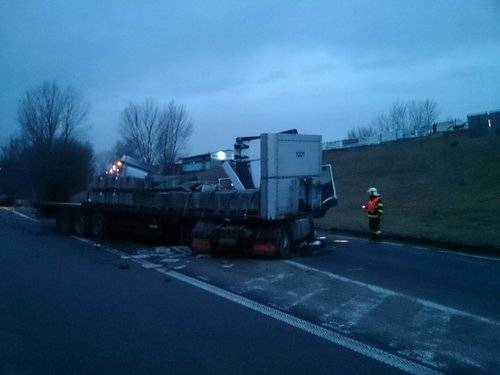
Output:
[323, 108, 500, 151]
[468, 110, 500, 135]
[179, 150, 233, 174]
[433, 119, 467, 133]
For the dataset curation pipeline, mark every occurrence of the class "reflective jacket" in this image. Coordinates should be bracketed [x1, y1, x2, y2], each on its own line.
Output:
[365, 197, 383, 218]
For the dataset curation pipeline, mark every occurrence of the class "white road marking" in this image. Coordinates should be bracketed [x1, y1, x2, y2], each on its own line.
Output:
[1, 207, 42, 223]
[8, 212, 496, 372]
[330, 233, 500, 262]
[331, 234, 369, 242]
[284, 260, 500, 328]
[5, 207, 496, 264]
[71, 236, 95, 246]
[381, 241, 405, 247]
[154, 268, 440, 375]
[64, 235, 441, 374]
[437, 250, 500, 262]
[412, 245, 430, 250]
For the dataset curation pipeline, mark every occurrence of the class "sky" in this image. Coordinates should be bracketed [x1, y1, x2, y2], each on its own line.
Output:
[1, 0, 499, 155]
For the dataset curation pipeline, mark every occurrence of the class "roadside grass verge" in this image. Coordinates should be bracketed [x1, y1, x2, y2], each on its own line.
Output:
[317, 132, 500, 252]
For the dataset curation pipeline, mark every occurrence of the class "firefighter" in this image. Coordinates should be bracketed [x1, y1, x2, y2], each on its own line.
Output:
[362, 187, 384, 241]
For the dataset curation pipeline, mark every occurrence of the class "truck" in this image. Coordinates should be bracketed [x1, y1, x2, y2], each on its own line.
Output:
[36, 130, 337, 257]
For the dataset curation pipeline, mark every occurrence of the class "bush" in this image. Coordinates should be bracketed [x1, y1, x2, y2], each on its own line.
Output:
[0, 138, 94, 202]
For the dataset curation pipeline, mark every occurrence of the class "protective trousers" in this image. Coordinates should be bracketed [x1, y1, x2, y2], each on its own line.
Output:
[369, 216, 381, 240]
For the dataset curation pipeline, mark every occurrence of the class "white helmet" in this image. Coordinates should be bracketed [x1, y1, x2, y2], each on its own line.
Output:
[367, 187, 380, 196]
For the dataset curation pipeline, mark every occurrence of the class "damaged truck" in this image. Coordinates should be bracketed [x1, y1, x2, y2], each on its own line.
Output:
[37, 130, 337, 257]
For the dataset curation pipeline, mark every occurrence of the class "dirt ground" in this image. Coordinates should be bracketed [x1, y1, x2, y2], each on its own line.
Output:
[316, 131, 500, 250]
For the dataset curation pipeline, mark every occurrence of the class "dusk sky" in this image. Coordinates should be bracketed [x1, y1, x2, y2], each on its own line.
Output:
[1, 1, 499, 155]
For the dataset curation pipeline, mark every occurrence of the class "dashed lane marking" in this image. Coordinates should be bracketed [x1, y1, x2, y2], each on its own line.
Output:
[158, 269, 440, 375]
[7, 209, 497, 373]
[284, 260, 500, 328]
[1, 211, 443, 373]
[66, 235, 440, 374]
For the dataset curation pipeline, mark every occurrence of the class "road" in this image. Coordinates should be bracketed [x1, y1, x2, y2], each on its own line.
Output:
[0, 207, 499, 374]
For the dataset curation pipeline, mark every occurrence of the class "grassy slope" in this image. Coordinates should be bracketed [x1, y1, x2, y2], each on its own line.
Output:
[317, 132, 500, 249]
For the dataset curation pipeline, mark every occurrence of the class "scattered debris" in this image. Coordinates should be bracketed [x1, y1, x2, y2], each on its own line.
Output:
[161, 258, 180, 263]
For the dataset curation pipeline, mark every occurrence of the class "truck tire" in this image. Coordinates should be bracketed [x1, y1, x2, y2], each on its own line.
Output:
[277, 225, 293, 258]
[74, 211, 90, 236]
[56, 209, 74, 235]
[91, 213, 108, 239]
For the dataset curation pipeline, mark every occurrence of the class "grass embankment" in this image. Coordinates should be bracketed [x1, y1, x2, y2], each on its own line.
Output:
[317, 132, 500, 251]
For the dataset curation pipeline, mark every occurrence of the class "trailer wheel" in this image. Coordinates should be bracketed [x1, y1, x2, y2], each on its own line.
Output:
[74, 211, 90, 236]
[91, 213, 108, 239]
[56, 209, 74, 235]
[277, 225, 293, 258]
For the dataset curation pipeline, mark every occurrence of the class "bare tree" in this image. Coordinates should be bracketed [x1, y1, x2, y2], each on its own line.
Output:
[119, 99, 160, 166]
[346, 98, 440, 141]
[17, 82, 89, 147]
[421, 98, 439, 129]
[389, 101, 408, 133]
[156, 101, 193, 170]
[118, 99, 193, 170]
[112, 139, 136, 159]
[408, 99, 439, 134]
[370, 113, 390, 132]
[346, 125, 377, 139]
[93, 150, 116, 175]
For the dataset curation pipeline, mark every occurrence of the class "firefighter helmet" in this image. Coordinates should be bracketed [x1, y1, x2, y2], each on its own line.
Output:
[367, 187, 380, 196]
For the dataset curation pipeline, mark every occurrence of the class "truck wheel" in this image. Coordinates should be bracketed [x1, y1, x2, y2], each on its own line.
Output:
[91, 213, 108, 239]
[277, 225, 293, 258]
[56, 209, 74, 235]
[74, 211, 90, 236]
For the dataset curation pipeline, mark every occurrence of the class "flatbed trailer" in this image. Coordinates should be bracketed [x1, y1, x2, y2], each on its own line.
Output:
[36, 131, 337, 257]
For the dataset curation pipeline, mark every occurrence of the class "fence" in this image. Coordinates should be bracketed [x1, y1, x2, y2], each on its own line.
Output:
[323, 122, 468, 151]
[323, 130, 416, 150]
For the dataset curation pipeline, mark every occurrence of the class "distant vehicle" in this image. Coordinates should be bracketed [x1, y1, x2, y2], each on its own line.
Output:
[36, 130, 337, 257]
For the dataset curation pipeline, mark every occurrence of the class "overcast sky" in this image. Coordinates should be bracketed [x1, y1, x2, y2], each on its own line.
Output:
[1, 0, 499, 154]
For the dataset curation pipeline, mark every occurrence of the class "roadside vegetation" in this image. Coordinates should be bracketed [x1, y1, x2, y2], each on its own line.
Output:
[317, 131, 500, 250]
[0, 81, 194, 203]
[0, 82, 93, 202]
[346, 99, 439, 139]
[112, 99, 193, 174]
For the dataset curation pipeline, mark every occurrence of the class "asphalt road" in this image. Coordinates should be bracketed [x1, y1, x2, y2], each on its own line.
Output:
[1, 207, 499, 374]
